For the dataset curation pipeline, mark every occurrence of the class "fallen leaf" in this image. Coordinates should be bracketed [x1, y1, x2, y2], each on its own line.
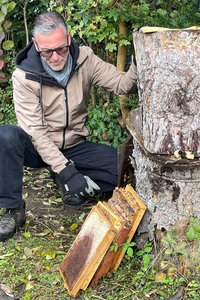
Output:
[155, 271, 166, 282]
[37, 229, 51, 236]
[23, 232, 31, 238]
[69, 223, 79, 231]
[79, 212, 86, 221]
[0, 253, 14, 259]
[24, 247, 32, 257]
[15, 245, 21, 252]
[25, 282, 34, 291]
[22, 192, 29, 199]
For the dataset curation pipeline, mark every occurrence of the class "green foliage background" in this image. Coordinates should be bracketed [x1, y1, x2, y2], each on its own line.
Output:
[0, 0, 200, 147]
[0, 2, 200, 299]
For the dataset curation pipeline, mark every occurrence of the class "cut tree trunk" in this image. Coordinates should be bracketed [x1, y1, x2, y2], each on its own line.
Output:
[127, 28, 200, 244]
[133, 28, 200, 156]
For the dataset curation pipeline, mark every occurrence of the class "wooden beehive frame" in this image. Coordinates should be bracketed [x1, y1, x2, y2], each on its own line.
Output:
[90, 203, 132, 286]
[59, 184, 146, 297]
[110, 185, 147, 270]
[59, 205, 117, 297]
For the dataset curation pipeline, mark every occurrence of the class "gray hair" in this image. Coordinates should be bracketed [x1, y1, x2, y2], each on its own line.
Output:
[32, 11, 68, 38]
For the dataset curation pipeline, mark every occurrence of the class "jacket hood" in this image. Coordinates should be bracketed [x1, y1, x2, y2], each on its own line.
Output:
[15, 39, 80, 78]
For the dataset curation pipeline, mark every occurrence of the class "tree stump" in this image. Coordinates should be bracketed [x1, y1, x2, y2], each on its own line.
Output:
[133, 27, 200, 155]
[127, 28, 200, 244]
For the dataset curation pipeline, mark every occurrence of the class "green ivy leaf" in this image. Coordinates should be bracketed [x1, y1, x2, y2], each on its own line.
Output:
[127, 247, 133, 257]
[105, 43, 117, 52]
[143, 254, 150, 269]
[128, 242, 136, 247]
[157, 8, 167, 16]
[55, 6, 64, 13]
[110, 242, 119, 252]
[0, 11, 5, 22]
[196, 232, 200, 240]
[193, 223, 200, 233]
[7, 1, 16, 11]
[136, 250, 144, 256]
[2, 40, 14, 50]
[144, 246, 153, 253]
[119, 39, 131, 47]
[187, 227, 195, 242]
[108, 10, 119, 22]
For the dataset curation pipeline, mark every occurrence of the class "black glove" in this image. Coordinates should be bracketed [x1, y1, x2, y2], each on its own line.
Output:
[59, 161, 100, 198]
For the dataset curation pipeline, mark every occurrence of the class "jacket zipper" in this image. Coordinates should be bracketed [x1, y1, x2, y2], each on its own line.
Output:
[61, 63, 81, 150]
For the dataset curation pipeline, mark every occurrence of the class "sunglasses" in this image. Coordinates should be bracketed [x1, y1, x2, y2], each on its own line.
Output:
[36, 45, 70, 58]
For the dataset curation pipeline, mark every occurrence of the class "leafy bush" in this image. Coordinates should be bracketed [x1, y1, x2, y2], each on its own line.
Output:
[86, 101, 129, 148]
[0, 84, 16, 125]
[0, 102, 16, 124]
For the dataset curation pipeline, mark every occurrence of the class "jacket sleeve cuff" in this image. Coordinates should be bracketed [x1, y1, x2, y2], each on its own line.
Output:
[59, 161, 79, 182]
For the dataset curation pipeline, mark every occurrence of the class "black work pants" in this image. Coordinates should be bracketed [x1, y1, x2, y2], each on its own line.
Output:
[0, 125, 118, 209]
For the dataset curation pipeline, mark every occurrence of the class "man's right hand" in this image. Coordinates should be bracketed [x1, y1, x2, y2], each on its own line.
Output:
[59, 161, 100, 199]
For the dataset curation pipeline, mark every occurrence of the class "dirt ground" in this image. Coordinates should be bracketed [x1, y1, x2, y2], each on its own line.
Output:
[22, 167, 108, 237]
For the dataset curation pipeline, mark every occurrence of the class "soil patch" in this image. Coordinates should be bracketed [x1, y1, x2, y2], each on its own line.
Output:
[22, 167, 103, 238]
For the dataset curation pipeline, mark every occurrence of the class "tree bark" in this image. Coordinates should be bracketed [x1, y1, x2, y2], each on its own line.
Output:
[109, 0, 130, 124]
[127, 28, 200, 244]
[117, 19, 129, 123]
[133, 28, 200, 156]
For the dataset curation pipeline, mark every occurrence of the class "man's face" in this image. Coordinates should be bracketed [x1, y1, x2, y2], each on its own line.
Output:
[32, 26, 71, 71]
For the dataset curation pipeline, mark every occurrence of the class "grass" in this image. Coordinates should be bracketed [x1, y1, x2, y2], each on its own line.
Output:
[1, 230, 200, 299]
[0, 168, 200, 300]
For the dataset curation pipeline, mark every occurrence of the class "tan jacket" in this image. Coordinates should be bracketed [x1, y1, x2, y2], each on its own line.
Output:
[12, 41, 137, 173]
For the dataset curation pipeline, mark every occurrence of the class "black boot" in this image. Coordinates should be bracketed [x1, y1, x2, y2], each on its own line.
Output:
[0, 200, 26, 242]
